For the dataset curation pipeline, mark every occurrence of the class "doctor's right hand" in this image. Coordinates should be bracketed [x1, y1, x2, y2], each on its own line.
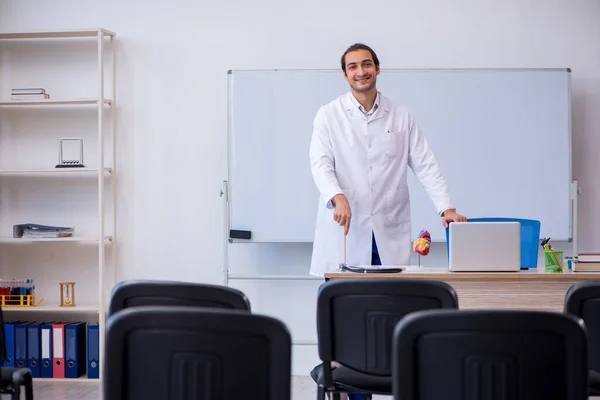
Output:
[332, 194, 352, 236]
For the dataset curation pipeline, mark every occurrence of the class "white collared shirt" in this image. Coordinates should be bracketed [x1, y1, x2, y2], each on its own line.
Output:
[349, 91, 381, 121]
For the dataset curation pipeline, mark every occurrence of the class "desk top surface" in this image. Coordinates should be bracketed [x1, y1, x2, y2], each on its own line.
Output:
[325, 267, 600, 280]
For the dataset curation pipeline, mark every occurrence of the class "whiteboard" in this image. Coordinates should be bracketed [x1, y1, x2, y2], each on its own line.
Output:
[227, 69, 572, 242]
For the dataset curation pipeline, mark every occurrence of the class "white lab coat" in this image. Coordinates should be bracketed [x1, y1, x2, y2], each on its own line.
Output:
[308, 91, 454, 276]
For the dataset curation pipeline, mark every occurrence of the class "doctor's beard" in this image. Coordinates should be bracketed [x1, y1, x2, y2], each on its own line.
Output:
[350, 74, 376, 93]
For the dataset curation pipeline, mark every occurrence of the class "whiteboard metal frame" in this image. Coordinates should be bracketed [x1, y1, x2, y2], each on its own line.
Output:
[223, 68, 577, 284]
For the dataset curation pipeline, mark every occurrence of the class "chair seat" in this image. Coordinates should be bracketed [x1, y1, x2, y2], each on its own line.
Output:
[310, 363, 391, 394]
[590, 369, 600, 395]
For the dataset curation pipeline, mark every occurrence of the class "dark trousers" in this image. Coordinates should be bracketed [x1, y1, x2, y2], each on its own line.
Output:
[371, 232, 381, 266]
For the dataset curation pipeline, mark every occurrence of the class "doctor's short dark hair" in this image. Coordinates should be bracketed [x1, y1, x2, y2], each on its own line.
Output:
[341, 43, 380, 73]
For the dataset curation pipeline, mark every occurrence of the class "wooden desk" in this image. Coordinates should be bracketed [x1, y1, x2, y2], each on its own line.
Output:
[324, 268, 600, 312]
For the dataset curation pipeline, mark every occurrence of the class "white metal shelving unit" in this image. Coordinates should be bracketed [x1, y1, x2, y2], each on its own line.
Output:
[0, 28, 117, 383]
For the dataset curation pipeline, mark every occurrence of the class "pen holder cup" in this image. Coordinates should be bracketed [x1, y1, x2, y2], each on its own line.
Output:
[544, 250, 564, 273]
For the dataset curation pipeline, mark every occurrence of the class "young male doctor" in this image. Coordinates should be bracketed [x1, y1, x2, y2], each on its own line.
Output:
[309, 43, 467, 279]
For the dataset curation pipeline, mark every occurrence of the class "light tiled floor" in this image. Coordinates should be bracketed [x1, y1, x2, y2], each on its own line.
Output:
[30, 376, 394, 399]
[30, 380, 99, 399]
[29, 377, 599, 399]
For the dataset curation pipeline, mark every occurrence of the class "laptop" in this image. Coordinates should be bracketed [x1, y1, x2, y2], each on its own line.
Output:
[448, 222, 521, 272]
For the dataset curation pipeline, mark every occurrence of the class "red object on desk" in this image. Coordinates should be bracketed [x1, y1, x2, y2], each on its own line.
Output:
[413, 230, 431, 256]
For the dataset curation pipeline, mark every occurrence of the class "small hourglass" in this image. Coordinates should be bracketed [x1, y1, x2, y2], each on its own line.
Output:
[59, 282, 76, 307]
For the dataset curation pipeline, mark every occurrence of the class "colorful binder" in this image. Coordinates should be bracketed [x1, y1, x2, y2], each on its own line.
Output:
[15, 322, 29, 369]
[52, 323, 65, 378]
[27, 323, 40, 377]
[87, 323, 99, 379]
[65, 322, 86, 378]
[40, 322, 54, 378]
[3, 321, 15, 367]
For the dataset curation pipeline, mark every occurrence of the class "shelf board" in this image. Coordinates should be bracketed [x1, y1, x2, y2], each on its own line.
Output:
[0, 167, 112, 175]
[0, 29, 115, 39]
[0, 236, 112, 243]
[0, 99, 112, 107]
[2, 304, 99, 312]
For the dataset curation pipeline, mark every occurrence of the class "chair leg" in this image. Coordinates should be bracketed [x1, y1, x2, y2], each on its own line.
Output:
[318, 385, 325, 400]
[12, 385, 20, 400]
[25, 379, 34, 400]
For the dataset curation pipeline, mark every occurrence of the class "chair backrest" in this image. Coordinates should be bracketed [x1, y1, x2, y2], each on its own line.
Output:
[565, 281, 600, 372]
[104, 306, 291, 400]
[108, 280, 251, 316]
[445, 217, 540, 268]
[393, 309, 588, 400]
[316, 279, 458, 379]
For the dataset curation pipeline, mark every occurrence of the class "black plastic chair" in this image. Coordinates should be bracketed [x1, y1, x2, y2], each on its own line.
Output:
[564, 281, 600, 395]
[393, 309, 588, 400]
[108, 279, 251, 316]
[0, 306, 33, 400]
[311, 279, 458, 399]
[104, 306, 291, 400]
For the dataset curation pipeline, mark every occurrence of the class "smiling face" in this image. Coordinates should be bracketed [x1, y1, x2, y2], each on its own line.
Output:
[343, 49, 380, 93]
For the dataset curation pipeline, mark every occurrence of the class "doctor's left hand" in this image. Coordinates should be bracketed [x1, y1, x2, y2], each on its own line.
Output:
[441, 209, 467, 228]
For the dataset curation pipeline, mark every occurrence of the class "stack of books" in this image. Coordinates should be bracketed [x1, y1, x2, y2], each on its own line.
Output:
[573, 253, 600, 271]
[10, 88, 50, 100]
[13, 223, 74, 239]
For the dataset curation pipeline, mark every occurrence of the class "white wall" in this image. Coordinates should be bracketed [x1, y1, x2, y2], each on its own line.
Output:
[1, 0, 599, 374]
